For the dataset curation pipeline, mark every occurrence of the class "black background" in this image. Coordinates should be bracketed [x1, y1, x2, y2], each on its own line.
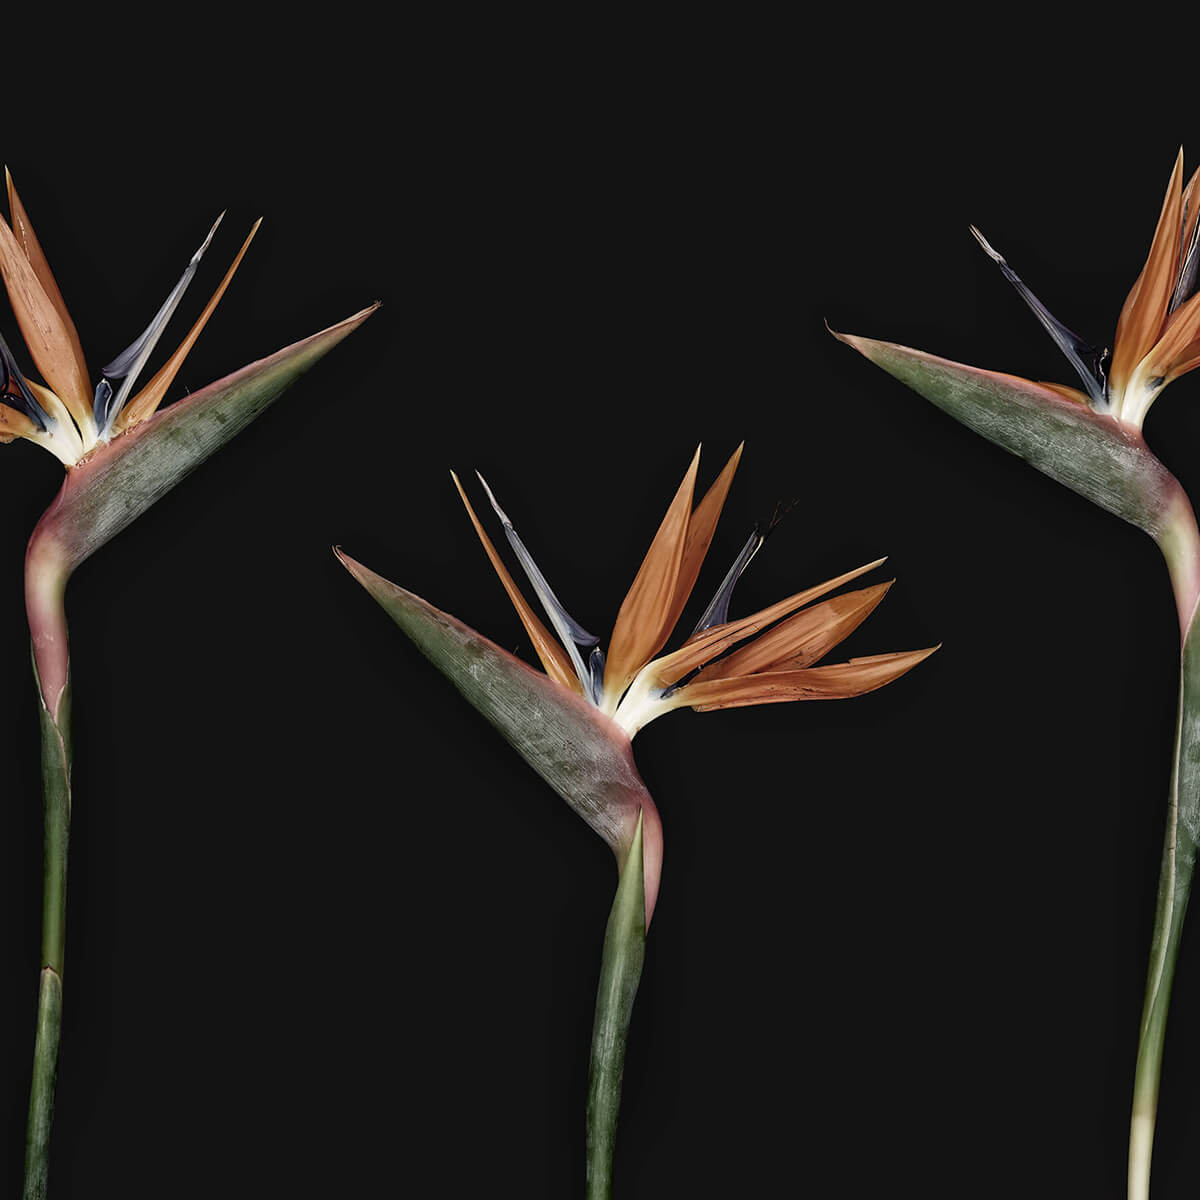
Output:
[0, 19, 1197, 1200]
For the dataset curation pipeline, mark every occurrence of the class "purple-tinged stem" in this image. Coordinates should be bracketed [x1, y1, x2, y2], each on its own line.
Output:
[24, 527, 70, 721]
[1157, 485, 1200, 638]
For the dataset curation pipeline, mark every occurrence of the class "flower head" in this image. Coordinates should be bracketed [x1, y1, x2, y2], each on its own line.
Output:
[0, 170, 264, 466]
[959, 149, 1200, 430]
[451, 446, 935, 737]
[833, 151, 1200, 630]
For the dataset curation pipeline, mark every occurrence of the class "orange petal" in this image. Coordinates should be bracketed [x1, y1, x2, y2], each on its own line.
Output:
[693, 581, 893, 681]
[1036, 381, 1091, 405]
[677, 646, 938, 711]
[5, 170, 90, 406]
[644, 558, 887, 688]
[451, 471, 581, 693]
[0, 211, 93, 436]
[116, 219, 262, 432]
[1111, 149, 1185, 397]
[1163, 344, 1200, 382]
[1138, 287, 1200, 386]
[602, 447, 700, 706]
[661, 442, 743, 637]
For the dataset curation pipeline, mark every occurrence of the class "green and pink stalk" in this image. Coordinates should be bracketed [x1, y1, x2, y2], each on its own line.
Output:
[20, 305, 376, 1200]
[836, 330, 1200, 1200]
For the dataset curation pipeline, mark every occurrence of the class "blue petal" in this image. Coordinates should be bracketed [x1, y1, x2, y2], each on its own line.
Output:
[588, 645, 607, 705]
[971, 225, 1108, 408]
[96, 213, 224, 431]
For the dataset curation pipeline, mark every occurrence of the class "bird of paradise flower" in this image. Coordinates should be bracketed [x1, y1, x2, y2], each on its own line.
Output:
[836, 147, 1200, 1200]
[337, 445, 935, 1197]
[0, 168, 375, 1200]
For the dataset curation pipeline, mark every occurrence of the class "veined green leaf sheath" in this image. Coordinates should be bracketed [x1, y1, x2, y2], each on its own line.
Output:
[335, 550, 664, 919]
[23, 658, 71, 1200]
[25, 304, 377, 717]
[834, 333, 1186, 538]
[36, 305, 378, 572]
[587, 814, 646, 1200]
[1129, 607, 1200, 1200]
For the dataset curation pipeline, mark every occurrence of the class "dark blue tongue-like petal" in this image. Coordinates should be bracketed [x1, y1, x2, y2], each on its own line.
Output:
[94, 214, 223, 429]
[1171, 203, 1200, 313]
[970, 225, 1108, 408]
[0, 331, 49, 430]
[690, 502, 793, 636]
[690, 528, 764, 635]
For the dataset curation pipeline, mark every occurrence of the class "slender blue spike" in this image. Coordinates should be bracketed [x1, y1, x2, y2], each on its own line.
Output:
[97, 212, 224, 432]
[474, 472, 599, 646]
[475, 471, 598, 694]
[0, 332, 49, 431]
[690, 527, 764, 635]
[970, 225, 1108, 407]
[588, 646, 607, 705]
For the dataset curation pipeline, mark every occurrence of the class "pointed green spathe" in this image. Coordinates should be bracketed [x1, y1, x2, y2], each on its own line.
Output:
[36, 305, 379, 572]
[26, 305, 378, 719]
[335, 548, 664, 922]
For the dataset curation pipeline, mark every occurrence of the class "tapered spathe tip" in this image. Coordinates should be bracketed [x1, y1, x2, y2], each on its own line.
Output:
[824, 319, 859, 348]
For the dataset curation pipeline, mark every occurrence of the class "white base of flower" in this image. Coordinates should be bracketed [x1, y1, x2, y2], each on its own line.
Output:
[612, 671, 674, 738]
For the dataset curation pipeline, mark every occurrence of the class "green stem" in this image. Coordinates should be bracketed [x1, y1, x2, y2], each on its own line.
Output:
[586, 814, 646, 1200]
[1130, 503, 1200, 1199]
[23, 566, 72, 1200]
